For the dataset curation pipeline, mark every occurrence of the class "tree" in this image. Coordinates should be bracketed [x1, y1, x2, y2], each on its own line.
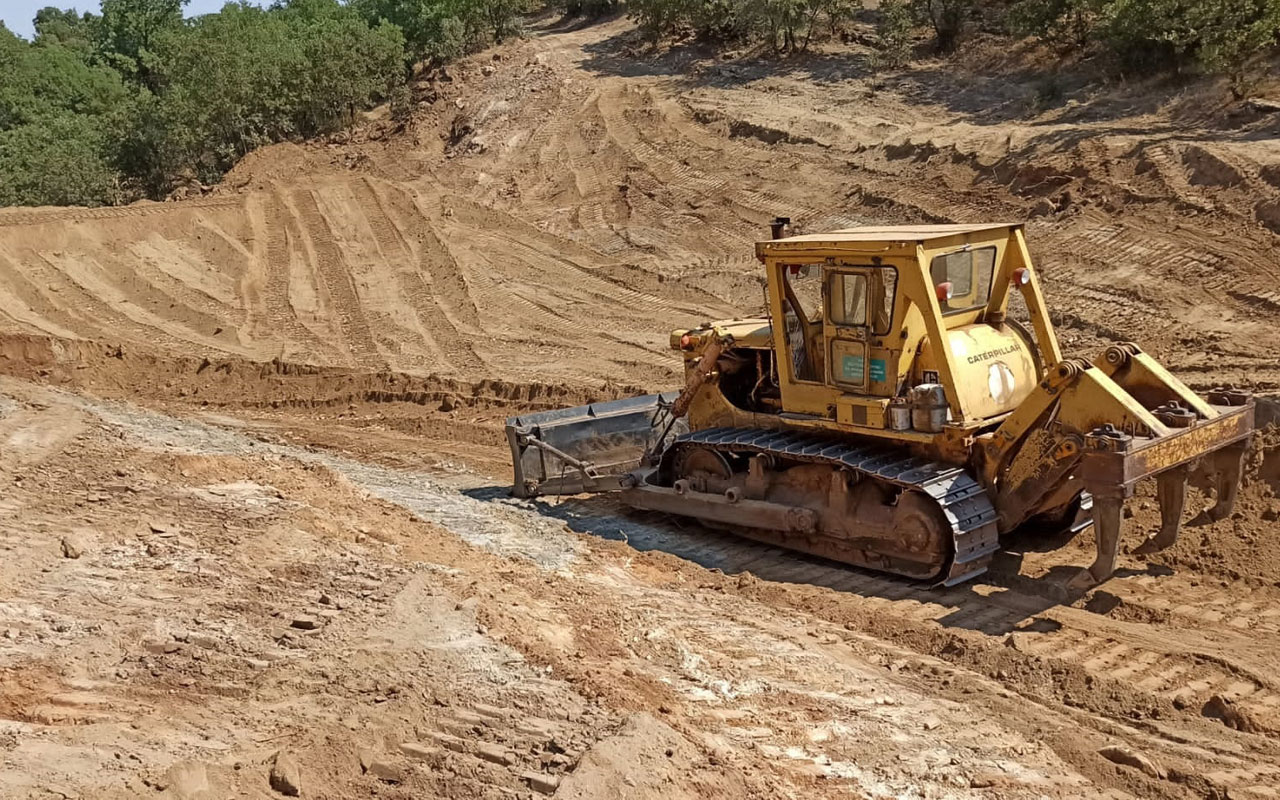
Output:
[33, 7, 101, 55]
[349, 0, 525, 66]
[0, 23, 129, 129]
[124, 0, 405, 192]
[912, 0, 973, 52]
[1194, 0, 1280, 97]
[0, 113, 121, 207]
[874, 0, 915, 68]
[557, 0, 619, 17]
[96, 0, 185, 89]
[627, 0, 691, 41]
[1007, 0, 1105, 48]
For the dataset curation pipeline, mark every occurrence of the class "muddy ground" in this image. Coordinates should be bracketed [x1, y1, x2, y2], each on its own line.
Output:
[2, 12, 1280, 800]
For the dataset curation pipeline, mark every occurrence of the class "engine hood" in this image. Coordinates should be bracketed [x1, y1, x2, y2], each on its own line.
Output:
[671, 317, 773, 350]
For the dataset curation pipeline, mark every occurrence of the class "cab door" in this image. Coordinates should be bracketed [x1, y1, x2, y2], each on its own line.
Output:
[824, 267, 873, 393]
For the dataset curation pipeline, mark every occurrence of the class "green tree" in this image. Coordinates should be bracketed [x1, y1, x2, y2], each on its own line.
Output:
[0, 25, 129, 128]
[912, 0, 973, 52]
[1103, 0, 1209, 73]
[874, 0, 915, 68]
[96, 0, 186, 89]
[1193, 0, 1280, 96]
[351, 0, 524, 65]
[627, 0, 691, 41]
[1008, 0, 1104, 47]
[0, 113, 121, 207]
[122, 0, 405, 193]
[33, 7, 101, 55]
[557, 0, 619, 16]
[753, 0, 807, 51]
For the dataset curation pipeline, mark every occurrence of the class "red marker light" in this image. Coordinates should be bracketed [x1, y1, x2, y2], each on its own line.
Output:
[1012, 268, 1031, 286]
[935, 282, 953, 302]
[679, 333, 694, 350]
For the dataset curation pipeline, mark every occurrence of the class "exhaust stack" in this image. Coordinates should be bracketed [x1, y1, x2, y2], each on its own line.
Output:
[770, 217, 791, 240]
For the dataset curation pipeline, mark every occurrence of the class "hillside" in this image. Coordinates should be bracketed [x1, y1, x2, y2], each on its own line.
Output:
[3, 16, 1280, 392]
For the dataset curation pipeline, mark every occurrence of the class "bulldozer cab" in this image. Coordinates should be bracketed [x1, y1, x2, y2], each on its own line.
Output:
[759, 224, 1054, 429]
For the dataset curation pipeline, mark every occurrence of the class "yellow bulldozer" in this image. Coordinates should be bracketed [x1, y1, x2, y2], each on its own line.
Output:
[507, 222, 1254, 590]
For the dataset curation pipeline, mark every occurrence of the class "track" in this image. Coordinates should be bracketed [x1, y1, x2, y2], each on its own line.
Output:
[663, 426, 1001, 584]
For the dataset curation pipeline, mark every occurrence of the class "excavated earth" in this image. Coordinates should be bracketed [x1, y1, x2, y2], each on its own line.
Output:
[2, 14, 1280, 800]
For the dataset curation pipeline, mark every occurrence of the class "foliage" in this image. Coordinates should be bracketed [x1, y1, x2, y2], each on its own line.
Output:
[1, 0, 527, 208]
[96, 0, 185, 89]
[0, 112, 122, 206]
[557, 0, 620, 17]
[0, 23, 130, 205]
[627, 0, 689, 40]
[873, 0, 915, 68]
[0, 23, 129, 128]
[1007, 0, 1104, 47]
[1194, 0, 1280, 96]
[910, 0, 974, 52]
[32, 7, 100, 54]
[350, 0, 527, 64]
[122, 0, 405, 192]
[627, 0, 857, 49]
[1012, 0, 1280, 94]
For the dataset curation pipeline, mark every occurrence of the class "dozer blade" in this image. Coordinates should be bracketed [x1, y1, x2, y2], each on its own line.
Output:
[506, 392, 681, 498]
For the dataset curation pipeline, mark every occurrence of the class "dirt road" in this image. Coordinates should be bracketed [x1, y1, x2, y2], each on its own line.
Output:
[1, 13, 1279, 800]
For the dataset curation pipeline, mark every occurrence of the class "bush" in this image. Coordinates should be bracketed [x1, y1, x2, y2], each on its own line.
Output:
[628, 0, 857, 49]
[137, 1, 405, 189]
[1185, 0, 1280, 96]
[1102, 0, 1280, 91]
[1, 0, 414, 205]
[874, 0, 915, 68]
[911, 0, 974, 52]
[627, 0, 692, 40]
[1007, 0, 1104, 47]
[1101, 0, 1201, 73]
[1008, 0, 1280, 92]
[0, 113, 121, 206]
[559, 0, 620, 17]
[351, 0, 528, 65]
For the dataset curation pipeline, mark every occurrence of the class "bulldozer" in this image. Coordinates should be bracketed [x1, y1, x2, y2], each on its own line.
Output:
[506, 222, 1254, 590]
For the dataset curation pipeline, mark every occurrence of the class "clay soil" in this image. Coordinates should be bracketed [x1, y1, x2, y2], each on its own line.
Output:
[2, 13, 1280, 800]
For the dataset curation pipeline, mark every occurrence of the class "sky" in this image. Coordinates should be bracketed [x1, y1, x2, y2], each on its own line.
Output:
[1, 0, 255, 39]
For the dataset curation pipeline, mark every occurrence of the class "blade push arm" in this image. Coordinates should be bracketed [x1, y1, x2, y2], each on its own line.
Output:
[985, 352, 1254, 592]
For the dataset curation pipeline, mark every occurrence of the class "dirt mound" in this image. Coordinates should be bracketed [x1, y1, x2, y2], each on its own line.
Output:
[556, 713, 751, 800]
[0, 173, 735, 391]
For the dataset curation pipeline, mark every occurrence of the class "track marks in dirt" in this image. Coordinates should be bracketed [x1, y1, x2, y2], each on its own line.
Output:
[0, 172, 735, 386]
[541, 496, 1280, 796]
[286, 185, 384, 366]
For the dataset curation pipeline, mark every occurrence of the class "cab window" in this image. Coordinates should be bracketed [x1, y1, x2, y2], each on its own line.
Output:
[781, 263, 823, 382]
[931, 247, 995, 314]
[831, 274, 868, 326]
[783, 264, 822, 322]
[828, 267, 896, 334]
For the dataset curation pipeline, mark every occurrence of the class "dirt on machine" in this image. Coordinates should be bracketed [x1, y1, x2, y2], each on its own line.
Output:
[507, 221, 1255, 590]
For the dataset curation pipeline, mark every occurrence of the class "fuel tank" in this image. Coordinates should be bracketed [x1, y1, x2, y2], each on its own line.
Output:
[915, 323, 1038, 420]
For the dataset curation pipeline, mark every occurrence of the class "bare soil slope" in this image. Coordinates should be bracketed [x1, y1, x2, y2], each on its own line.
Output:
[3, 18, 1279, 389]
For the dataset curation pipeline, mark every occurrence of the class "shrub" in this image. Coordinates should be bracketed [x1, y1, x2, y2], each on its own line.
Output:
[911, 0, 974, 52]
[874, 0, 915, 68]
